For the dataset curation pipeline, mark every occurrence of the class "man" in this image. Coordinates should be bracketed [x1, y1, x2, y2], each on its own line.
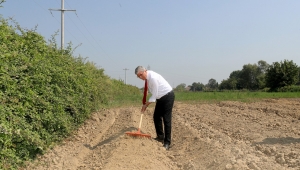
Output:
[135, 66, 175, 150]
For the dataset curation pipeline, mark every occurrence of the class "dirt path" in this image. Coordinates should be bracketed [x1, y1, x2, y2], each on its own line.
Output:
[25, 98, 300, 170]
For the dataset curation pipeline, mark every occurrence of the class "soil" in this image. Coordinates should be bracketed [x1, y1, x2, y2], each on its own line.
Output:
[25, 98, 300, 170]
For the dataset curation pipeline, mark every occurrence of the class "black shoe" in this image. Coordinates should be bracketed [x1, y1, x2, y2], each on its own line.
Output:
[163, 143, 170, 150]
[153, 137, 164, 143]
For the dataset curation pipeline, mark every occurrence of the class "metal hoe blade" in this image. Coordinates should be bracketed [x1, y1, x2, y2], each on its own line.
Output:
[125, 128, 151, 138]
[125, 113, 151, 138]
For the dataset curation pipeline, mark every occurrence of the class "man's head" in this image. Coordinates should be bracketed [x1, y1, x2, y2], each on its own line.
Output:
[135, 66, 147, 80]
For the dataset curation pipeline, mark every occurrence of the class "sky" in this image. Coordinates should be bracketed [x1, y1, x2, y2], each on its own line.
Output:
[1, 0, 300, 88]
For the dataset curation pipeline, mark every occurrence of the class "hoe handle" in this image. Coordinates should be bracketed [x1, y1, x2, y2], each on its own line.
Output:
[138, 113, 144, 132]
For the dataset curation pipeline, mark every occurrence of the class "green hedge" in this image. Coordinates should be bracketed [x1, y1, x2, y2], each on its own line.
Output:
[0, 17, 140, 169]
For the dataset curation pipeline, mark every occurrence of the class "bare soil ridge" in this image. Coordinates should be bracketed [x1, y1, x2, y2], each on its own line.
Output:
[26, 98, 300, 170]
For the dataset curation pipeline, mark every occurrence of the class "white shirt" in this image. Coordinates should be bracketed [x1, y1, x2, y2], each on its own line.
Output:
[147, 70, 173, 102]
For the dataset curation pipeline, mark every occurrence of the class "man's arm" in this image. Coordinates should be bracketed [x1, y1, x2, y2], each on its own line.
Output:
[141, 101, 153, 112]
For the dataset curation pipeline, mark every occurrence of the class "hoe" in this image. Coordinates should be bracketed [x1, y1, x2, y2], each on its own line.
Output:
[125, 113, 151, 138]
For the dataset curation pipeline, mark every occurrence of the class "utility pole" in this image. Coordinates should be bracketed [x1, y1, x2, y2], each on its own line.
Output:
[49, 0, 76, 50]
[123, 68, 129, 84]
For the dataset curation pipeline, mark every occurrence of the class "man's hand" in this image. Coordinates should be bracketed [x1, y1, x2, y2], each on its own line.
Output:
[141, 104, 147, 112]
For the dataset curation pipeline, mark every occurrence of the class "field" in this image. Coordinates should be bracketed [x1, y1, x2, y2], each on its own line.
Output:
[24, 97, 300, 170]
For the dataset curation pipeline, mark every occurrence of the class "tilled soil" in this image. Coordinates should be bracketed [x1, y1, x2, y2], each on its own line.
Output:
[25, 98, 300, 170]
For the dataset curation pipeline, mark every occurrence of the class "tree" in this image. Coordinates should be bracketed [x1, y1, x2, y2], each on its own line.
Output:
[238, 63, 264, 90]
[258, 60, 269, 74]
[0, 0, 6, 7]
[228, 70, 243, 89]
[219, 78, 237, 90]
[218, 70, 242, 90]
[190, 82, 205, 91]
[229, 70, 242, 79]
[221, 60, 269, 90]
[207, 78, 218, 90]
[257, 74, 266, 89]
[256, 60, 269, 89]
[265, 60, 299, 91]
[0, 0, 5, 3]
[174, 83, 186, 92]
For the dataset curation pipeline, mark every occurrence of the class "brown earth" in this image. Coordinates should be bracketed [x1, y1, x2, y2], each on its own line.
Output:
[25, 98, 300, 170]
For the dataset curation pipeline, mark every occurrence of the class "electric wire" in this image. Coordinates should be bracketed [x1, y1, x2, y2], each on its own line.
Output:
[32, 0, 81, 46]
[64, 0, 111, 59]
[32, 1, 199, 86]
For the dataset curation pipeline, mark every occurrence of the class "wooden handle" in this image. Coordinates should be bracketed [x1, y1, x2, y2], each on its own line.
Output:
[138, 114, 144, 130]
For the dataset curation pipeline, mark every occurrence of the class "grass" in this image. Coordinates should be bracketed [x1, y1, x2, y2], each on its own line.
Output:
[174, 91, 300, 103]
[110, 91, 300, 107]
[108, 93, 143, 107]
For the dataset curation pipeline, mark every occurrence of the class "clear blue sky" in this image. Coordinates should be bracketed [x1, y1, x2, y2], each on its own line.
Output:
[1, 0, 300, 88]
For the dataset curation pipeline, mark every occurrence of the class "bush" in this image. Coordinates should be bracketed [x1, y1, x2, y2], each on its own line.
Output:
[0, 17, 140, 169]
[265, 60, 299, 91]
[277, 85, 300, 92]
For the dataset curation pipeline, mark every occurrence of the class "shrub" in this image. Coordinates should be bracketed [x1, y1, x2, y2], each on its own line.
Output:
[0, 17, 140, 169]
[277, 85, 300, 92]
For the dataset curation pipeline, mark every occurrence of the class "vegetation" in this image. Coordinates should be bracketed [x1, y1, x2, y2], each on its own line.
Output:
[174, 83, 186, 92]
[0, 17, 141, 169]
[174, 91, 300, 103]
[219, 60, 270, 91]
[207, 78, 218, 90]
[1, 1, 299, 169]
[189, 82, 205, 91]
[265, 60, 299, 91]
[0, 0, 5, 7]
[174, 60, 300, 92]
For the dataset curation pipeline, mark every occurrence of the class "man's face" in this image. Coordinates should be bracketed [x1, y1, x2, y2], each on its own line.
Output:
[137, 70, 146, 80]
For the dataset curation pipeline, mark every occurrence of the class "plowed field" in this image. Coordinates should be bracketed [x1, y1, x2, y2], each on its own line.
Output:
[25, 98, 300, 170]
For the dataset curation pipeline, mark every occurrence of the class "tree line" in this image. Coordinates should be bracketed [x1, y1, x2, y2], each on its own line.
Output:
[175, 60, 300, 92]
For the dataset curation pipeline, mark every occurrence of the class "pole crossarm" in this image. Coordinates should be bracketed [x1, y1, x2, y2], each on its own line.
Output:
[49, 9, 76, 12]
[49, 0, 76, 50]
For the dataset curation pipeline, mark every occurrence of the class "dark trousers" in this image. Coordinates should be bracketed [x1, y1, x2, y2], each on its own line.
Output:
[153, 91, 175, 145]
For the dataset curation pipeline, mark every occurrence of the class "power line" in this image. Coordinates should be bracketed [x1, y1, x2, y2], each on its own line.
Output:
[74, 12, 111, 59]
[65, 13, 96, 48]
[63, 0, 110, 59]
[33, 0, 60, 26]
[33, 0, 109, 57]
[33, 0, 81, 47]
